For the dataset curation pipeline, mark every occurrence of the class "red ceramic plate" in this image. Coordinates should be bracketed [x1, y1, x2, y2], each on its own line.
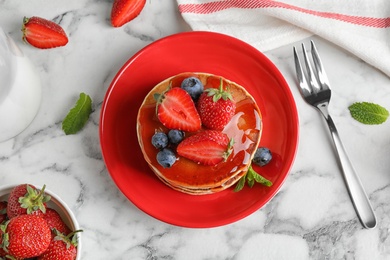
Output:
[100, 31, 298, 228]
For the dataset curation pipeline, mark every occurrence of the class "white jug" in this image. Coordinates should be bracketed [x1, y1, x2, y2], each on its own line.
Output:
[0, 27, 41, 142]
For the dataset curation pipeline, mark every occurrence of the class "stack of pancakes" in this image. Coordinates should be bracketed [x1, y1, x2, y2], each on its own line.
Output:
[137, 72, 262, 195]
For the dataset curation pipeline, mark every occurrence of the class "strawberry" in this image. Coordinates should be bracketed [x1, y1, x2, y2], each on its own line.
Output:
[0, 202, 7, 224]
[1, 214, 51, 258]
[177, 130, 233, 166]
[157, 87, 201, 132]
[38, 229, 81, 260]
[197, 78, 236, 130]
[42, 208, 71, 235]
[7, 184, 51, 219]
[111, 0, 146, 27]
[22, 16, 68, 49]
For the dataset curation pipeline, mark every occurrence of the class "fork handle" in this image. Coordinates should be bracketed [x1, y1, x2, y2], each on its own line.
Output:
[323, 113, 377, 229]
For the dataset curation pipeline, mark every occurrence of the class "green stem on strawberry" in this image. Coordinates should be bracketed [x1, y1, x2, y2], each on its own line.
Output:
[19, 184, 51, 214]
[223, 138, 234, 161]
[205, 77, 233, 102]
[0, 222, 9, 250]
[234, 164, 272, 192]
[53, 228, 83, 248]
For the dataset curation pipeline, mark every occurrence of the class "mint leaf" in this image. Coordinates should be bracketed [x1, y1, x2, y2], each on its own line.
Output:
[62, 93, 92, 135]
[234, 174, 246, 192]
[348, 102, 389, 125]
[234, 165, 272, 192]
[252, 168, 273, 187]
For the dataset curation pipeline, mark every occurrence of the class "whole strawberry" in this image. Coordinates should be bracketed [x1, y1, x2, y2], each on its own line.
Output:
[197, 78, 236, 130]
[22, 16, 68, 49]
[2, 214, 51, 258]
[0, 201, 7, 223]
[38, 229, 82, 260]
[7, 184, 51, 219]
[42, 208, 71, 235]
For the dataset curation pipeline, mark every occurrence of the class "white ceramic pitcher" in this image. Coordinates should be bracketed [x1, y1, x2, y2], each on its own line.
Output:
[0, 27, 41, 142]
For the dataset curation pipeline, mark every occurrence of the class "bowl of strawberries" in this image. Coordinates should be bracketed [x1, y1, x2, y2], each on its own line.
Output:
[0, 184, 81, 260]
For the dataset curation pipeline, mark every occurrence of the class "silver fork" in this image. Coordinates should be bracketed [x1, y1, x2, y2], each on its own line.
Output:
[293, 40, 377, 229]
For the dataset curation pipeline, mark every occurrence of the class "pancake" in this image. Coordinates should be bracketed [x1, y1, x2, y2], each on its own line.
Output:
[136, 72, 262, 195]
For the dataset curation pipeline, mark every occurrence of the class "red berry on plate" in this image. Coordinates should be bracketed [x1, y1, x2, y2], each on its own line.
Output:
[197, 78, 236, 130]
[111, 0, 146, 27]
[157, 87, 201, 132]
[22, 16, 68, 49]
[3, 214, 51, 258]
[37, 229, 81, 260]
[177, 130, 233, 166]
[42, 208, 71, 235]
[7, 184, 51, 219]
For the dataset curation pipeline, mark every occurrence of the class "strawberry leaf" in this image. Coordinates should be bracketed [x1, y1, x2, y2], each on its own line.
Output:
[62, 93, 92, 135]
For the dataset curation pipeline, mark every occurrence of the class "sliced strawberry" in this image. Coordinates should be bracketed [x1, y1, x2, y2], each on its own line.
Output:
[177, 130, 233, 166]
[22, 16, 68, 49]
[157, 87, 201, 132]
[111, 0, 146, 27]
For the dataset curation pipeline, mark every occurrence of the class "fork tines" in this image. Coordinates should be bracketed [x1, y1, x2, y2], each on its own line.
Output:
[293, 40, 331, 96]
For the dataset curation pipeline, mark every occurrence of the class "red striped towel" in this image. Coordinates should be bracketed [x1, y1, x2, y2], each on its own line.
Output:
[177, 0, 390, 77]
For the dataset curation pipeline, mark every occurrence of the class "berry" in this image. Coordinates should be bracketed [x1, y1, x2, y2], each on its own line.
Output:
[197, 78, 236, 130]
[22, 16, 68, 49]
[7, 184, 51, 219]
[253, 147, 272, 166]
[151, 132, 169, 150]
[2, 214, 51, 258]
[42, 208, 71, 235]
[167, 129, 184, 144]
[157, 87, 201, 132]
[37, 229, 81, 260]
[180, 77, 204, 101]
[0, 201, 7, 223]
[177, 130, 233, 166]
[156, 148, 177, 168]
[111, 0, 146, 27]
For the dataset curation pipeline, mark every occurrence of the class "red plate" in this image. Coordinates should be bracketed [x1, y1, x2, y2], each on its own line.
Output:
[100, 31, 299, 228]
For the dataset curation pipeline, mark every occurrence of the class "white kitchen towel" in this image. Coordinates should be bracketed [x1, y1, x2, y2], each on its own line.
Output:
[176, 0, 390, 77]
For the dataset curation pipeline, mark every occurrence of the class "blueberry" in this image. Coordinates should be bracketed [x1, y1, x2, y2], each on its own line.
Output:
[168, 129, 184, 144]
[252, 147, 272, 167]
[151, 132, 168, 149]
[181, 77, 204, 100]
[156, 148, 177, 168]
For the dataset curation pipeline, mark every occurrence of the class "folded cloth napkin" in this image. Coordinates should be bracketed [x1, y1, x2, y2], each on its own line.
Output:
[176, 0, 390, 77]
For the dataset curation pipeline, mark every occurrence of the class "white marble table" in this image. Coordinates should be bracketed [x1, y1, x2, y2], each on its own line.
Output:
[1, 1, 390, 259]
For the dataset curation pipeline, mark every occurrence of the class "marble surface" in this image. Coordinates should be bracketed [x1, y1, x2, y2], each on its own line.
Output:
[1, 1, 390, 259]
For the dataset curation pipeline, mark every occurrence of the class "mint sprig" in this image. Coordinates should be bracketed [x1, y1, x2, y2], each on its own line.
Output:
[62, 93, 92, 135]
[234, 165, 272, 192]
[348, 102, 389, 125]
